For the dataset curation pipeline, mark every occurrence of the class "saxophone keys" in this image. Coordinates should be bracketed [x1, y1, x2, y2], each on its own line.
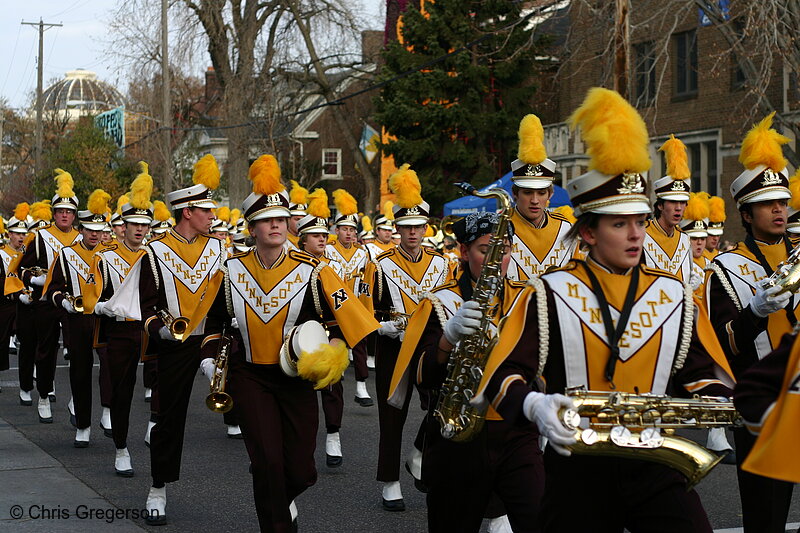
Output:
[470, 366, 483, 380]
[562, 409, 581, 430]
[639, 427, 664, 448]
[610, 425, 632, 447]
[580, 428, 599, 445]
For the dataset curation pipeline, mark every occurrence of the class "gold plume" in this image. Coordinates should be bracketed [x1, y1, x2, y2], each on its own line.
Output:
[297, 339, 350, 390]
[130, 161, 154, 210]
[332, 189, 358, 216]
[216, 206, 231, 223]
[193, 154, 220, 190]
[739, 112, 789, 171]
[14, 203, 30, 221]
[307, 188, 330, 219]
[87, 189, 111, 215]
[54, 168, 76, 198]
[362, 215, 373, 232]
[153, 200, 171, 222]
[116, 194, 129, 214]
[388, 164, 423, 208]
[230, 208, 242, 226]
[383, 201, 395, 221]
[684, 192, 710, 221]
[789, 170, 800, 211]
[709, 196, 726, 223]
[517, 114, 547, 164]
[290, 180, 309, 205]
[659, 134, 690, 180]
[30, 200, 52, 222]
[248, 155, 283, 195]
[568, 87, 651, 175]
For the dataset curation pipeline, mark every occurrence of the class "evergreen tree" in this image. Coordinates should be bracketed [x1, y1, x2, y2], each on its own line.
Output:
[375, 0, 547, 213]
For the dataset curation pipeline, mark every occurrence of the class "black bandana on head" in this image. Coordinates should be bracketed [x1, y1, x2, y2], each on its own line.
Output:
[452, 212, 514, 245]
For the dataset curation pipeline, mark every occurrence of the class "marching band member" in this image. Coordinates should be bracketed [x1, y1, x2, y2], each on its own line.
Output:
[389, 210, 539, 532]
[705, 196, 726, 260]
[680, 193, 711, 296]
[149, 201, 173, 236]
[1, 205, 29, 397]
[643, 134, 693, 282]
[16, 170, 80, 423]
[104, 154, 226, 525]
[44, 189, 111, 447]
[326, 189, 368, 292]
[85, 165, 153, 475]
[705, 112, 799, 533]
[201, 154, 378, 532]
[111, 194, 128, 241]
[288, 180, 308, 251]
[359, 164, 450, 511]
[505, 114, 575, 282]
[480, 88, 733, 532]
[210, 206, 231, 241]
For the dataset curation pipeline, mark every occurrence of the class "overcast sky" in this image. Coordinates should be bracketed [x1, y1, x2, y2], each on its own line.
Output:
[0, 0, 385, 111]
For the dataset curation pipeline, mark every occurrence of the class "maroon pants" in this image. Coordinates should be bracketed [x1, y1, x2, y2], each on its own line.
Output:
[105, 320, 143, 449]
[0, 300, 15, 371]
[351, 337, 370, 382]
[95, 345, 112, 408]
[375, 335, 428, 482]
[143, 358, 157, 389]
[228, 356, 318, 533]
[15, 303, 35, 392]
[33, 301, 63, 397]
[65, 313, 96, 429]
[734, 427, 795, 533]
[425, 419, 544, 533]
[320, 381, 343, 433]
[150, 336, 202, 484]
[541, 451, 712, 533]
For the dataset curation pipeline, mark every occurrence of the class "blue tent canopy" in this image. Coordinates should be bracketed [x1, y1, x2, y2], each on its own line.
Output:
[442, 171, 571, 216]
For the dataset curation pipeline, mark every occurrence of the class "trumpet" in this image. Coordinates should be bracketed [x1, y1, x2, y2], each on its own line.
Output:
[21, 266, 48, 277]
[377, 307, 411, 330]
[206, 325, 233, 413]
[158, 309, 190, 341]
[64, 294, 84, 313]
[763, 242, 800, 294]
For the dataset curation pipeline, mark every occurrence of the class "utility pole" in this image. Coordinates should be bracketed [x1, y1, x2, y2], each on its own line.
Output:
[0, 115, 4, 185]
[22, 19, 62, 182]
[161, 0, 173, 194]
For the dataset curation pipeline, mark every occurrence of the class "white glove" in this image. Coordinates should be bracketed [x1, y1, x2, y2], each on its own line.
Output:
[94, 301, 114, 317]
[443, 300, 482, 345]
[31, 274, 47, 287]
[200, 357, 215, 383]
[689, 273, 702, 291]
[522, 392, 578, 456]
[19, 293, 32, 305]
[377, 320, 403, 339]
[62, 298, 76, 313]
[159, 326, 177, 341]
[750, 283, 792, 318]
[231, 317, 239, 329]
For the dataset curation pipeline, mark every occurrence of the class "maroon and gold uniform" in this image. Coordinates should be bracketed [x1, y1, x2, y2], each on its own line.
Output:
[0, 244, 20, 377]
[506, 209, 574, 281]
[325, 240, 368, 292]
[643, 219, 692, 282]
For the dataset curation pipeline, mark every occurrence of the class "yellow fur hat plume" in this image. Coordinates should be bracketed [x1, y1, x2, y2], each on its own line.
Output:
[362, 215, 373, 233]
[193, 154, 220, 190]
[248, 155, 284, 195]
[290, 180, 309, 205]
[569, 88, 651, 176]
[739, 112, 789, 172]
[306, 189, 330, 219]
[153, 201, 171, 222]
[332, 189, 358, 216]
[383, 201, 395, 221]
[216, 206, 231, 223]
[53, 168, 76, 205]
[517, 114, 547, 164]
[14, 203, 30, 221]
[708, 196, 726, 223]
[388, 164, 423, 208]
[659, 135, 690, 180]
[789, 170, 800, 211]
[684, 192, 710, 222]
[130, 162, 154, 209]
[116, 194, 129, 214]
[87, 189, 111, 215]
[297, 339, 350, 390]
[30, 200, 52, 222]
[230, 208, 242, 226]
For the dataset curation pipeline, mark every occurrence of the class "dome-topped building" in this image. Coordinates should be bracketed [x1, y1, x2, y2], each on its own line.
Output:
[41, 69, 125, 121]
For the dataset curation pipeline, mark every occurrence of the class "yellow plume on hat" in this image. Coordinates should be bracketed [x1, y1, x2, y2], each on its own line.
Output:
[388, 164, 423, 208]
[248, 155, 283, 195]
[192, 154, 220, 190]
[307, 188, 330, 219]
[87, 189, 111, 216]
[362, 215, 373, 232]
[290, 180, 309, 205]
[153, 200, 170, 222]
[230, 208, 242, 226]
[517, 114, 547, 165]
[54, 168, 76, 198]
[216, 206, 231, 223]
[569, 87, 650, 175]
[14, 203, 30, 221]
[297, 339, 350, 390]
[116, 194, 129, 214]
[553, 205, 576, 223]
[684, 192, 710, 221]
[708, 196, 726, 223]
[789, 170, 800, 210]
[659, 135, 690, 180]
[383, 201, 395, 221]
[332, 189, 357, 216]
[130, 162, 154, 210]
[30, 200, 52, 221]
[424, 225, 434, 238]
[739, 112, 789, 171]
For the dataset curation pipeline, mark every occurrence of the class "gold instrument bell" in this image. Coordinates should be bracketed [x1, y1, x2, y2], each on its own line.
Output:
[206, 326, 233, 413]
[764, 243, 800, 294]
[158, 310, 190, 341]
[64, 294, 84, 313]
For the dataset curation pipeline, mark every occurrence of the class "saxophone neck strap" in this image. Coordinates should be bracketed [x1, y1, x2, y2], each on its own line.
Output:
[581, 262, 640, 389]
[744, 234, 796, 325]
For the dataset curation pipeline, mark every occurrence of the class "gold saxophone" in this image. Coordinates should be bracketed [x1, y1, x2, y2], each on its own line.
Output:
[434, 182, 512, 442]
[205, 325, 233, 413]
[560, 387, 742, 488]
[158, 309, 190, 341]
[763, 242, 800, 294]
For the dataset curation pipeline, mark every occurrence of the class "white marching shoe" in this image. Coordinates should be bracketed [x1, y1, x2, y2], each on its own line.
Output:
[405, 446, 428, 493]
[145, 486, 167, 525]
[487, 515, 513, 533]
[367, 354, 376, 369]
[74, 427, 90, 448]
[68, 396, 76, 427]
[19, 389, 32, 406]
[145, 419, 156, 447]
[115, 448, 134, 477]
[144, 388, 152, 403]
[381, 481, 405, 512]
[325, 432, 342, 467]
[354, 380, 374, 407]
[37, 398, 52, 423]
[100, 407, 112, 437]
[226, 425, 243, 439]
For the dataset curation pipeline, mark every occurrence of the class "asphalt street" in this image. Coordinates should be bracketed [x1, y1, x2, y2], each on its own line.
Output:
[0, 349, 798, 532]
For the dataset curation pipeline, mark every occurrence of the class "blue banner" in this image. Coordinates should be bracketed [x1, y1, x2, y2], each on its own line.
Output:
[94, 106, 125, 152]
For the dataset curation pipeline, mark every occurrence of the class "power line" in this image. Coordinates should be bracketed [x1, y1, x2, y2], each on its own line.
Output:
[1, 24, 24, 96]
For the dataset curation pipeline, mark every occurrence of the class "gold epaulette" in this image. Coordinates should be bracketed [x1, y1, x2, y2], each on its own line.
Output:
[288, 248, 320, 266]
[549, 211, 571, 224]
[423, 247, 445, 258]
[544, 258, 581, 274]
[375, 248, 396, 261]
[507, 279, 528, 289]
[147, 232, 167, 244]
[639, 263, 682, 282]
[430, 279, 458, 294]
[229, 249, 250, 260]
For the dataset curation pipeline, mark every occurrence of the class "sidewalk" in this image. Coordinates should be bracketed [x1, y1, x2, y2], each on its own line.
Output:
[0, 414, 145, 532]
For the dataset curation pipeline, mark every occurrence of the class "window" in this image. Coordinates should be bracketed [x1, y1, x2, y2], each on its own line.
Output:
[322, 149, 341, 178]
[635, 41, 656, 106]
[674, 30, 698, 98]
[730, 19, 746, 90]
